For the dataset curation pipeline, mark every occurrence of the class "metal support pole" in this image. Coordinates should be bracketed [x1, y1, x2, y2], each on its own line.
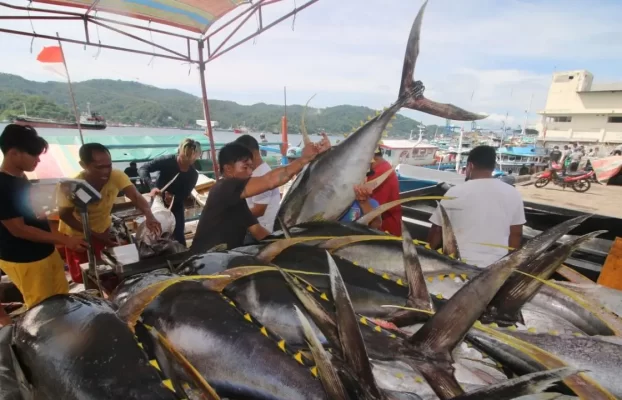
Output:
[197, 40, 219, 178]
[80, 209, 102, 294]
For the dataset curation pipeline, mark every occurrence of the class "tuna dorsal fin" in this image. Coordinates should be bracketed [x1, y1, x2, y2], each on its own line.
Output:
[408, 216, 587, 358]
[294, 305, 348, 400]
[388, 222, 434, 326]
[117, 274, 231, 327]
[277, 216, 293, 239]
[437, 202, 461, 259]
[327, 251, 383, 398]
[257, 237, 331, 262]
[450, 368, 579, 400]
[300, 94, 316, 146]
[146, 324, 221, 399]
[278, 268, 340, 348]
[485, 230, 606, 324]
[355, 195, 451, 226]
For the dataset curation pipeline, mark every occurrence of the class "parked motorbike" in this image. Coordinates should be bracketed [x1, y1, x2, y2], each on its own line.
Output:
[534, 163, 593, 193]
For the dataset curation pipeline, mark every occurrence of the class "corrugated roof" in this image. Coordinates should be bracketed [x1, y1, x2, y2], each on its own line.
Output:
[34, 0, 245, 33]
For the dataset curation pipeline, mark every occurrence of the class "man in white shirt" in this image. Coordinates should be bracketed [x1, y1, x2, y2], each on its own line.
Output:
[235, 135, 280, 234]
[427, 145, 526, 268]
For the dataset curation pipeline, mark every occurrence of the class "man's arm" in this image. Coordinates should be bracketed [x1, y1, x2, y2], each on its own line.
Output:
[241, 156, 312, 199]
[138, 157, 169, 190]
[427, 224, 443, 250]
[509, 225, 522, 250]
[249, 203, 268, 218]
[58, 207, 84, 233]
[248, 223, 270, 241]
[2, 217, 71, 245]
[56, 183, 84, 233]
[241, 134, 331, 199]
[123, 184, 156, 220]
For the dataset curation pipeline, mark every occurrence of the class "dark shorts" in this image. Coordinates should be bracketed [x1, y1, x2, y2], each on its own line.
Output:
[569, 162, 579, 172]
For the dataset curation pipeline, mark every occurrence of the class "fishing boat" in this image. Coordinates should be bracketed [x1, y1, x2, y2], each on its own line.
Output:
[496, 145, 548, 174]
[13, 102, 106, 130]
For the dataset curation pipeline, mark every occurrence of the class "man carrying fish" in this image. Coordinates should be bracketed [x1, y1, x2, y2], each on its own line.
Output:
[57, 143, 161, 283]
[0, 125, 87, 326]
[192, 134, 331, 252]
[139, 138, 201, 246]
[428, 145, 525, 267]
[368, 144, 402, 236]
[234, 135, 281, 237]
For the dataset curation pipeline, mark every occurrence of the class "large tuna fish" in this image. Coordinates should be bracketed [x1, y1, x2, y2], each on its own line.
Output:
[277, 0, 485, 227]
[113, 275, 328, 400]
[9, 294, 201, 400]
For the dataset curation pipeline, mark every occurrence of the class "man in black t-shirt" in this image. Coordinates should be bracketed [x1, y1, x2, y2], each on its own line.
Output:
[548, 146, 562, 164]
[192, 134, 330, 252]
[0, 125, 87, 326]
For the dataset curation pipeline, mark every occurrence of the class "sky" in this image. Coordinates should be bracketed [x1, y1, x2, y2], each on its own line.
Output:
[2, 0, 622, 129]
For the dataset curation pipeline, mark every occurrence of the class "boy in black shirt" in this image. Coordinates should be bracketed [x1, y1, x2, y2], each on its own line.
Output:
[0, 125, 87, 326]
[192, 134, 330, 252]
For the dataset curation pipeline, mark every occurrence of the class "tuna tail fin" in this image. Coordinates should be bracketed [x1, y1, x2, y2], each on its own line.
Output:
[398, 1, 485, 121]
[437, 202, 461, 259]
[451, 368, 579, 400]
[294, 305, 349, 400]
[387, 222, 434, 326]
[300, 94, 316, 146]
[257, 237, 331, 262]
[145, 324, 221, 400]
[485, 230, 606, 324]
[327, 251, 384, 398]
[408, 216, 585, 361]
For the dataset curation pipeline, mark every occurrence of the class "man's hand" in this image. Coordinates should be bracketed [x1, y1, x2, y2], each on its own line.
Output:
[146, 214, 162, 236]
[91, 230, 118, 248]
[149, 188, 161, 197]
[164, 191, 173, 206]
[61, 235, 89, 251]
[301, 133, 332, 161]
[354, 184, 374, 202]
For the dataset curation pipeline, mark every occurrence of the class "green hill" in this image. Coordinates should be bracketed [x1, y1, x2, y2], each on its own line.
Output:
[0, 73, 443, 137]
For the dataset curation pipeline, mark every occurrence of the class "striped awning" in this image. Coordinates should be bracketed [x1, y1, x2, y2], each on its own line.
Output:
[34, 0, 246, 33]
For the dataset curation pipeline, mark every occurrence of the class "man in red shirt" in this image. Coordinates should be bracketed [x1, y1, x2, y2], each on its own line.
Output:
[367, 145, 401, 236]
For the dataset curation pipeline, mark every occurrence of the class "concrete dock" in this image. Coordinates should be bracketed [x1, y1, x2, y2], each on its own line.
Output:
[518, 183, 622, 219]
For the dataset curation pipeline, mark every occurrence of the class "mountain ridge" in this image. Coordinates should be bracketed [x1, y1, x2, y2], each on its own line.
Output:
[0, 73, 443, 137]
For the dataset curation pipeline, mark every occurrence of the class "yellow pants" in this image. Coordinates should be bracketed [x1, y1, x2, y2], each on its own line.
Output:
[0, 250, 69, 308]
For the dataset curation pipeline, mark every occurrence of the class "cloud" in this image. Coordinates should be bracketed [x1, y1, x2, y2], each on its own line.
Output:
[1, 0, 621, 129]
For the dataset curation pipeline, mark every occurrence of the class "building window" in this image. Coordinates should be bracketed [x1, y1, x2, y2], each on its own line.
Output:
[547, 116, 572, 123]
[608, 116, 622, 123]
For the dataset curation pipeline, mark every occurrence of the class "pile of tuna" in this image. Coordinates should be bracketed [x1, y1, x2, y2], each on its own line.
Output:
[2, 216, 621, 400]
[2, 1, 622, 399]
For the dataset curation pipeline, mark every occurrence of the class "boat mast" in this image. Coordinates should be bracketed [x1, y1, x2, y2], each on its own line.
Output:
[521, 93, 533, 136]
[56, 33, 84, 145]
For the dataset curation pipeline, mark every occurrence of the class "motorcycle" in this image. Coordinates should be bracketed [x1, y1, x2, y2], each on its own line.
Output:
[534, 163, 593, 193]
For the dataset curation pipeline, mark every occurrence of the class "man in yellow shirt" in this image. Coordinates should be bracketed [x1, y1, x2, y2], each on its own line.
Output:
[57, 143, 161, 283]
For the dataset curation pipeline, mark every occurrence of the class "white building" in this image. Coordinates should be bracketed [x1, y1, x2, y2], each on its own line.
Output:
[536, 70, 622, 147]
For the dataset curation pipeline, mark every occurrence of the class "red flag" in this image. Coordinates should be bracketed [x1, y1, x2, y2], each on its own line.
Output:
[37, 46, 64, 63]
[37, 46, 67, 78]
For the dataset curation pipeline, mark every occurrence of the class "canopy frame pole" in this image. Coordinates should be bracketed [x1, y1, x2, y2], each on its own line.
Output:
[197, 39, 219, 179]
[205, 0, 319, 63]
